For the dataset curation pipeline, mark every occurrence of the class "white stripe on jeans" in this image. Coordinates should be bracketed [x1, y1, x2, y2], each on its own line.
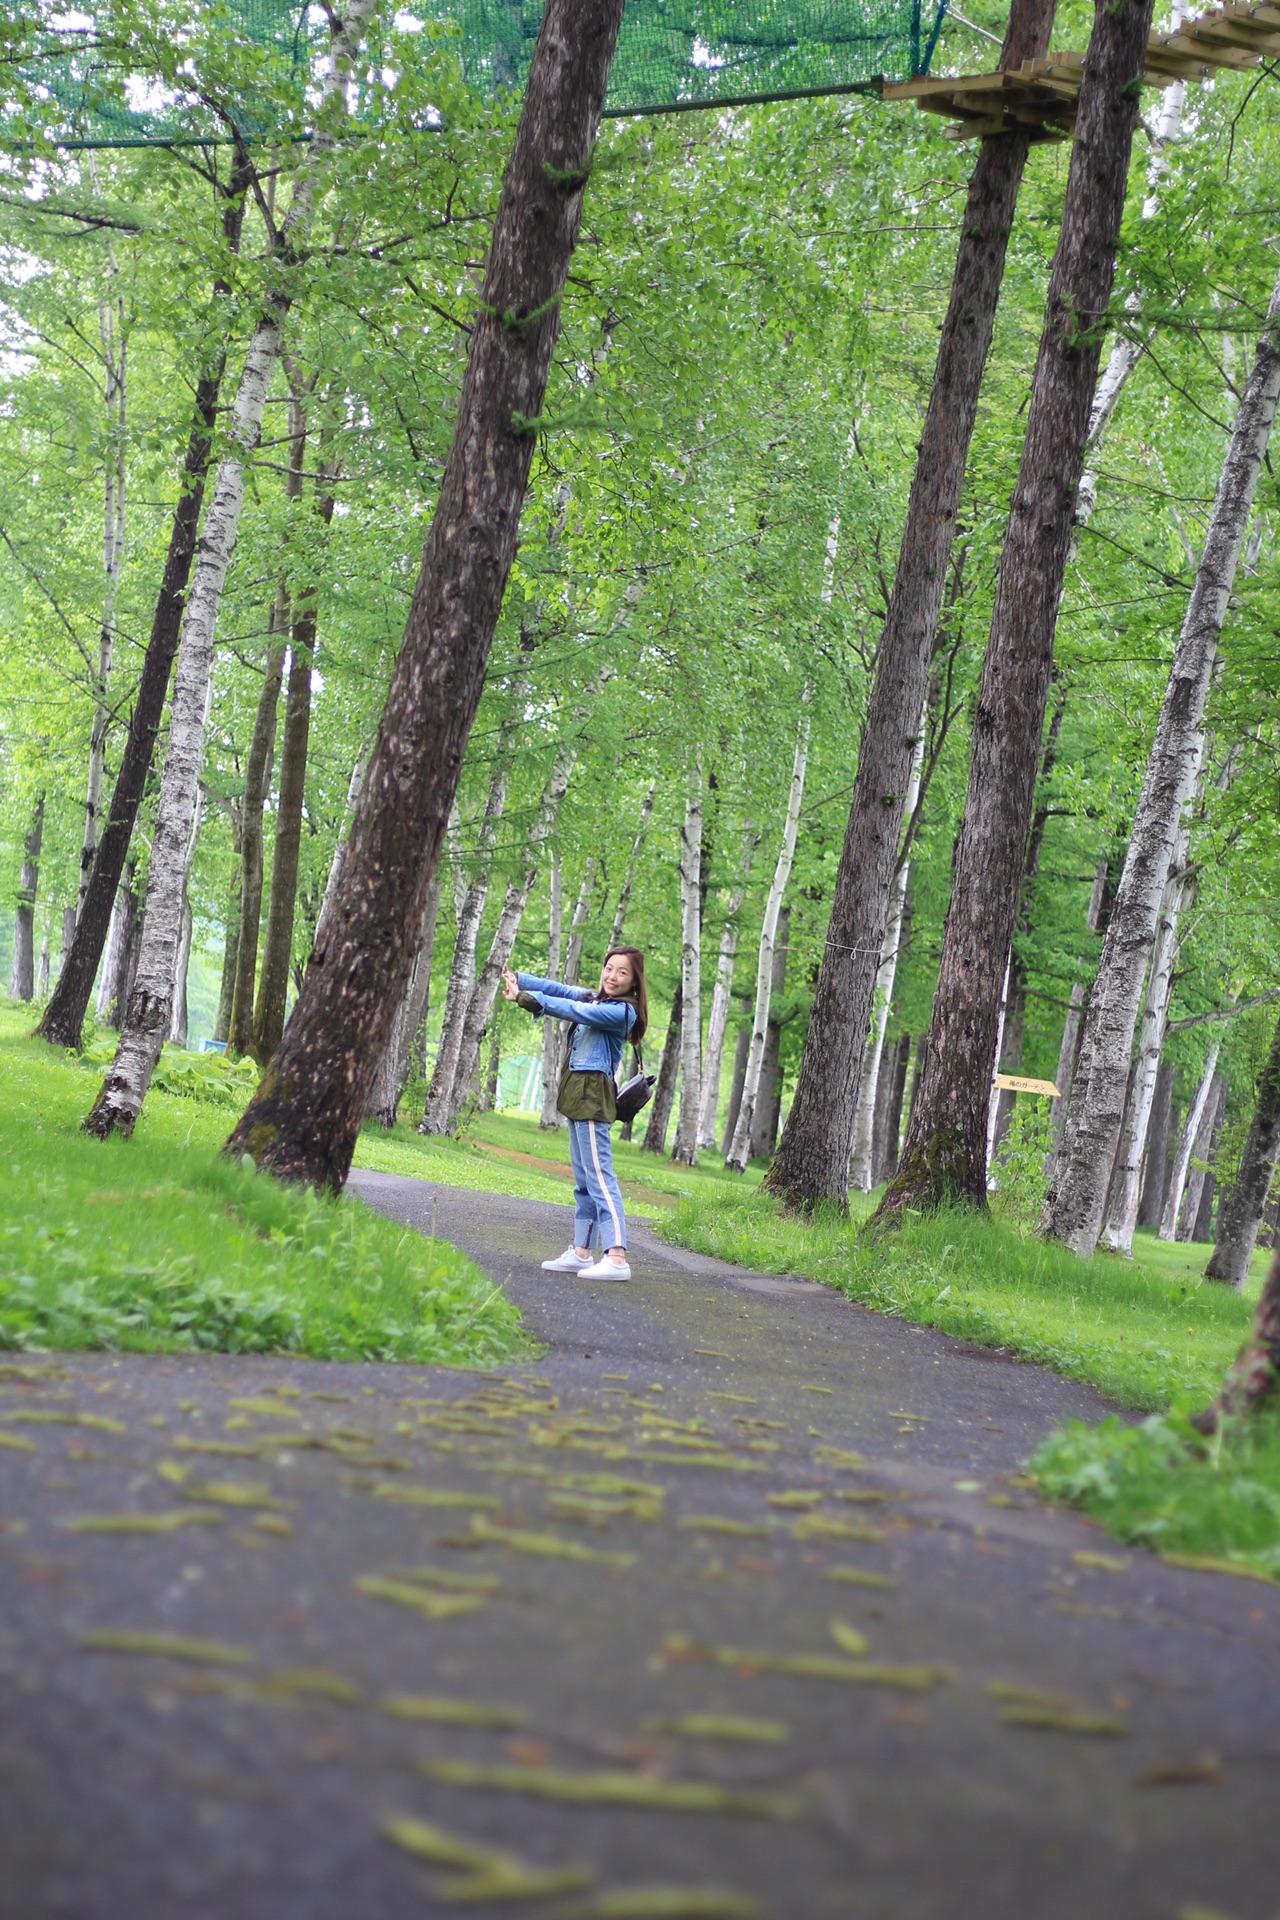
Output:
[586, 1121, 624, 1248]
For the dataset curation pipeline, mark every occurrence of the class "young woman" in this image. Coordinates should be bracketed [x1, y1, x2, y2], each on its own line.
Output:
[502, 946, 648, 1280]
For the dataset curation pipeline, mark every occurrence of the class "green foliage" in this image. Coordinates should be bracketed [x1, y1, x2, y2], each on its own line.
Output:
[1030, 1407, 1280, 1581]
[0, 1016, 521, 1365]
[78, 1037, 259, 1108]
[990, 1100, 1055, 1237]
[656, 1189, 1266, 1410]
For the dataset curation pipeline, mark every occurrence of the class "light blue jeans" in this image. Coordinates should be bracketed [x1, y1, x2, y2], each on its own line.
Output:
[567, 1119, 627, 1251]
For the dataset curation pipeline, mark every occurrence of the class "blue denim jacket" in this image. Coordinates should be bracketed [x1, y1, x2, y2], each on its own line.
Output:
[516, 973, 637, 1075]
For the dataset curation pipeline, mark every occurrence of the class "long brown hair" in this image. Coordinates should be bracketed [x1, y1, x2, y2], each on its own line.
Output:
[603, 946, 648, 1045]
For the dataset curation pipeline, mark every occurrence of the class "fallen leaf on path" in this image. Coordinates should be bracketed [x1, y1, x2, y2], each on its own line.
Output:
[0, 1433, 36, 1451]
[824, 1568, 898, 1587]
[171, 1439, 264, 1458]
[370, 1482, 500, 1509]
[678, 1516, 771, 1538]
[1, 1411, 126, 1433]
[81, 1629, 251, 1665]
[183, 1480, 291, 1511]
[694, 1351, 729, 1360]
[829, 1618, 870, 1657]
[656, 1714, 788, 1743]
[1000, 1704, 1128, 1736]
[1138, 1753, 1221, 1786]
[65, 1509, 224, 1534]
[707, 1394, 756, 1405]
[382, 1694, 527, 1726]
[661, 1635, 948, 1689]
[226, 1399, 301, 1420]
[793, 1515, 884, 1543]
[1072, 1551, 1129, 1573]
[382, 1812, 593, 1901]
[548, 1473, 666, 1498]
[392, 1567, 502, 1592]
[1160, 1552, 1276, 1584]
[593, 1890, 764, 1919]
[253, 1513, 293, 1536]
[355, 1576, 488, 1620]
[811, 1448, 865, 1470]
[766, 1492, 822, 1510]
[549, 1493, 662, 1524]
[467, 1517, 635, 1567]
[421, 1759, 800, 1818]
[800, 1386, 834, 1396]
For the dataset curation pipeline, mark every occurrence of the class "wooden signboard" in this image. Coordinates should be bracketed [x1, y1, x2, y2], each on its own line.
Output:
[993, 1073, 1060, 1096]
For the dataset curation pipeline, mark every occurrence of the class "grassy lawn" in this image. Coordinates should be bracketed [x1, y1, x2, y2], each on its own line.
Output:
[0, 1010, 521, 1366]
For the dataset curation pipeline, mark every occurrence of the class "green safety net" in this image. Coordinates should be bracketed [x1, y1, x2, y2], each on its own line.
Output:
[10, 0, 949, 148]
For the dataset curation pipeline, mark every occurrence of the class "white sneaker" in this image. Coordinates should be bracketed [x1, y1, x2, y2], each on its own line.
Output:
[578, 1255, 631, 1281]
[541, 1247, 592, 1272]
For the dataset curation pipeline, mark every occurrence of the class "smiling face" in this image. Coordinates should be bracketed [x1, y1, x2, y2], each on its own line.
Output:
[600, 952, 636, 998]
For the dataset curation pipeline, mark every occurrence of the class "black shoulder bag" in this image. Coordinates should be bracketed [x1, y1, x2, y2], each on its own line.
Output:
[615, 1030, 655, 1124]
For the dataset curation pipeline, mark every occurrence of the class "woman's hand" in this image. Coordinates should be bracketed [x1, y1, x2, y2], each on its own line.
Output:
[501, 966, 519, 1002]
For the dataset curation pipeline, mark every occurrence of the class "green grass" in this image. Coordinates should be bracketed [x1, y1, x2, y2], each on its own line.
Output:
[0, 1011, 521, 1366]
[652, 1184, 1263, 1412]
[1030, 1409, 1280, 1582]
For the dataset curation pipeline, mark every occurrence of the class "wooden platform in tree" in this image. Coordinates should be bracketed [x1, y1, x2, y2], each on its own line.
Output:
[882, 0, 1280, 139]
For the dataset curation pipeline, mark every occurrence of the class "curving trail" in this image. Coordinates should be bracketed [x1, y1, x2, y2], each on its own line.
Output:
[0, 1168, 1276, 1920]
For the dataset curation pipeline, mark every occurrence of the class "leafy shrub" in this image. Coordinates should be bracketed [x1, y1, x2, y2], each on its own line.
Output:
[78, 1038, 258, 1109]
[990, 1098, 1055, 1236]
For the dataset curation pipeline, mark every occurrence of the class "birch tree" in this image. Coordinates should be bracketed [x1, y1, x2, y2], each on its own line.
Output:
[671, 768, 704, 1166]
[83, 0, 378, 1139]
[1207, 1011, 1280, 1290]
[697, 826, 758, 1152]
[1160, 1045, 1225, 1241]
[1045, 258, 1280, 1253]
[727, 705, 809, 1173]
[538, 858, 564, 1127]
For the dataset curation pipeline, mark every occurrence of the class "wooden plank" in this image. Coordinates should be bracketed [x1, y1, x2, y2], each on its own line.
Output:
[1156, 29, 1259, 63]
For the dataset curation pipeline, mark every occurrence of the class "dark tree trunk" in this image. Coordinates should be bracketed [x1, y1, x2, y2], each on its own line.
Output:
[10, 793, 44, 1002]
[763, 0, 1058, 1212]
[226, 0, 624, 1188]
[1180, 1073, 1225, 1242]
[37, 170, 248, 1052]
[877, 0, 1155, 1220]
[875, 1031, 912, 1185]
[365, 873, 442, 1128]
[481, 1023, 501, 1112]
[904, 1035, 928, 1139]
[1207, 1014, 1280, 1288]
[721, 1022, 750, 1160]
[1196, 1238, 1280, 1432]
[253, 571, 325, 1064]
[229, 602, 288, 1055]
[642, 982, 683, 1157]
[1137, 1059, 1175, 1228]
[749, 907, 789, 1160]
[106, 871, 141, 1031]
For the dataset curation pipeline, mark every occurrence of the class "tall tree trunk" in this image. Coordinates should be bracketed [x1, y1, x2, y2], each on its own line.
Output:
[538, 858, 564, 1128]
[100, 862, 139, 1031]
[608, 780, 656, 951]
[10, 794, 43, 1002]
[82, 3, 375, 1138]
[878, 0, 1157, 1222]
[253, 473, 336, 1064]
[1207, 1012, 1280, 1290]
[563, 857, 597, 987]
[445, 750, 575, 1133]
[764, 0, 1058, 1212]
[671, 771, 704, 1166]
[1138, 1059, 1176, 1230]
[313, 743, 371, 953]
[1100, 829, 1193, 1251]
[1046, 259, 1280, 1252]
[35, 938, 49, 1001]
[721, 1024, 750, 1160]
[420, 762, 512, 1134]
[697, 827, 758, 1151]
[1160, 1045, 1223, 1241]
[1187, 1077, 1226, 1243]
[749, 907, 790, 1161]
[170, 786, 205, 1048]
[228, 595, 289, 1056]
[227, 0, 627, 1189]
[1178, 1071, 1225, 1242]
[641, 982, 682, 1157]
[1048, 855, 1112, 1164]
[366, 872, 441, 1127]
[214, 841, 241, 1046]
[78, 241, 128, 924]
[728, 704, 810, 1173]
[849, 759, 920, 1193]
[875, 1031, 912, 1186]
[36, 165, 250, 1052]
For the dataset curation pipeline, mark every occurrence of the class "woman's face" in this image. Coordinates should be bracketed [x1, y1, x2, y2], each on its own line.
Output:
[600, 952, 635, 997]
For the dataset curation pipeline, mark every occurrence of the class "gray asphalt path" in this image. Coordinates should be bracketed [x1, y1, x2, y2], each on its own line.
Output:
[1, 1167, 1277, 1920]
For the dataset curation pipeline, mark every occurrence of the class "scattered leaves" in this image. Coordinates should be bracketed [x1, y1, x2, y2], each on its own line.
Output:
[382, 1812, 593, 1902]
[382, 1695, 528, 1726]
[354, 1576, 489, 1621]
[80, 1629, 252, 1665]
[64, 1508, 224, 1534]
[420, 1758, 800, 1818]
[465, 1516, 635, 1567]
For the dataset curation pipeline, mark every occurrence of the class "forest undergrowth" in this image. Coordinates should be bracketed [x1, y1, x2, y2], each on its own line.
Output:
[0, 1011, 520, 1365]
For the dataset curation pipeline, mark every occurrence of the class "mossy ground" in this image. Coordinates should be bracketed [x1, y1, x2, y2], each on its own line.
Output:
[0, 1009, 521, 1365]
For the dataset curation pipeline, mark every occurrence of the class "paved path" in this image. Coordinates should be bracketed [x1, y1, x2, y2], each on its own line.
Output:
[2, 1171, 1277, 1920]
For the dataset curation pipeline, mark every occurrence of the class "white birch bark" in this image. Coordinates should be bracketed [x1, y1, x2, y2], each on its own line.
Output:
[169, 781, 205, 1046]
[727, 704, 811, 1173]
[85, 0, 377, 1137]
[608, 781, 656, 951]
[1160, 1043, 1224, 1241]
[849, 730, 924, 1190]
[366, 871, 441, 1126]
[313, 742, 372, 953]
[985, 949, 1013, 1173]
[1101, 825, 1193, 1252]
[35, 937, 49, 1001]
[538, 858, 564, 1128]
[419, 763, 511, 1133]
[1048, 856, 1110, 1164]
[697, 826, 758, 1152]
[671, 768, 704, 1166]
[1045, 259, 1280, 1254]
[446, 750, 575, 1132]
[563, 858, 597, 987]
[80, 260, 128, 921]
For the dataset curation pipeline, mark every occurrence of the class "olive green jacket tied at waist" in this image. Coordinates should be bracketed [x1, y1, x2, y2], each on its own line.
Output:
[515, 973, 638, 1123]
